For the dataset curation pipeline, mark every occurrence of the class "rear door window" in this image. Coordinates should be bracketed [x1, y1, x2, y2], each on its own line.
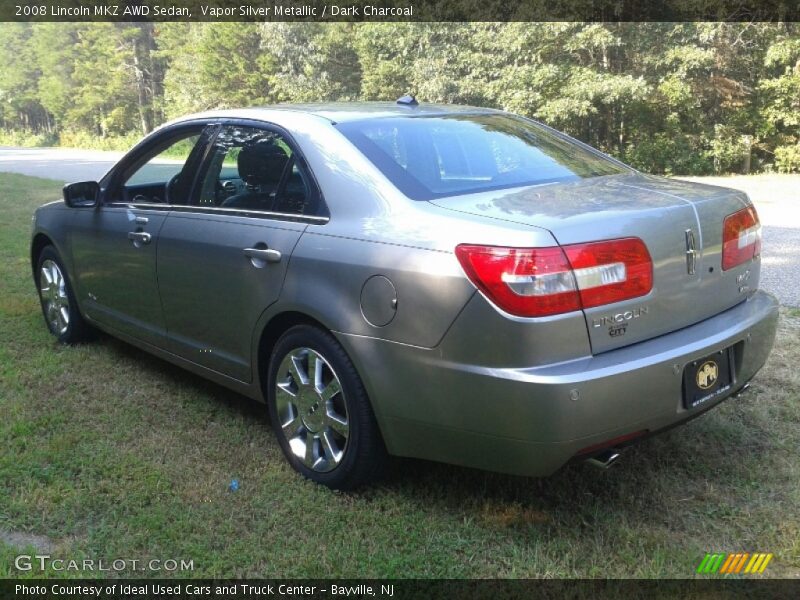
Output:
[195, 125, 319, 217]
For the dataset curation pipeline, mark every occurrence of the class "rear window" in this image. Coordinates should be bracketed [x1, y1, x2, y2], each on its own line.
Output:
[336, 114, 627, 200]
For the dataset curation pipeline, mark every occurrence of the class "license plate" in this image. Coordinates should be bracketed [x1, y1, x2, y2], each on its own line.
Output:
[682, 348, 734, 410]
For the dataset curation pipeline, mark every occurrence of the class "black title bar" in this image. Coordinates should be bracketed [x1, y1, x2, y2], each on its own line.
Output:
[2, 0, 800, 22]
[4, 579, 800, 600]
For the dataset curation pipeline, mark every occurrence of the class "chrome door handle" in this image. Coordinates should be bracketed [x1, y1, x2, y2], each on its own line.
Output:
[243, 247, 282, 263]
[128, 231, 152, 245]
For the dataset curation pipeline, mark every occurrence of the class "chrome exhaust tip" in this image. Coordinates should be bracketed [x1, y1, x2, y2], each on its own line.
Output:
[733, 381, 752, 398]
[585, 449, 622, 470]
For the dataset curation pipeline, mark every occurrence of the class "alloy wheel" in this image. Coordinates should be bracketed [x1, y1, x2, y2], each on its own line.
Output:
[39, 259, 70, 335]
[274, 347, 350, 472]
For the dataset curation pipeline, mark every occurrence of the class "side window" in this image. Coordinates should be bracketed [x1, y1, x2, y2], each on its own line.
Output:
[278, 161, 314, 215]
[196, 125, 317, 216]
[119, 130, 203, 204]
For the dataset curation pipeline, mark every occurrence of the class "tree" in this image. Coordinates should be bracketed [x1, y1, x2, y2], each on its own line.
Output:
[0, 24, 48, 131]
[264, 23, 361, 102]
[758, 25, 800, 171]
[0, 22, 798, 174]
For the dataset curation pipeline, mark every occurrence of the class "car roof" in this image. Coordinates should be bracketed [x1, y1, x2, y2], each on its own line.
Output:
[177, 102, 503, 125]
[266, 102, 502, 122]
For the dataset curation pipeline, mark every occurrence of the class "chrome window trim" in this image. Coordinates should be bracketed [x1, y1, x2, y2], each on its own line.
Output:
[99, 118, 329, 223]
[104, 202, 330, 224]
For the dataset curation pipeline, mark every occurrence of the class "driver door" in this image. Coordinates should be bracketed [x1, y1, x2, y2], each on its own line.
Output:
[70, 125, 212, 347]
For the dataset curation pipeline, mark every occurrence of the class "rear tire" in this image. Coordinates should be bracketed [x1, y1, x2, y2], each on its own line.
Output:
[36, 246, 92, 344]
[267, 324, 387, 490]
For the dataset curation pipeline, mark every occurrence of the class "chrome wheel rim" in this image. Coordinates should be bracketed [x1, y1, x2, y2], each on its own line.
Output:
[275, 347, 349, 473]
[39, 259, 70, 336]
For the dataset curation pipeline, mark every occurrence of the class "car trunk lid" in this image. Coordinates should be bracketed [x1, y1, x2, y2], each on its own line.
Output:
[431, 172, 757, 353]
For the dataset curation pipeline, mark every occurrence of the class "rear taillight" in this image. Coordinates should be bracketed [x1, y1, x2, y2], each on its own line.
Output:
[563, 238, 653, 309]
[722, 205, 761, 271]
[454, 245, 580, 317]
[455, 238, 653, 318]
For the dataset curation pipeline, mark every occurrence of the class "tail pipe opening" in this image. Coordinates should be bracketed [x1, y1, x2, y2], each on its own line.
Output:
[585, 449, 622, 470]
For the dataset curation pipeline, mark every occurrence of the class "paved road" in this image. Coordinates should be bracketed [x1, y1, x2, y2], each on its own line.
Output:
[1, 147, 797, 306]
[679, 175, 800, 307]
[0, 146, 123, 182]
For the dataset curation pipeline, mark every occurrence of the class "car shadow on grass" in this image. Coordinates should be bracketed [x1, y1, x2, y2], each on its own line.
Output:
[368, 394, 780, 537]
[93, 329, 268, 425]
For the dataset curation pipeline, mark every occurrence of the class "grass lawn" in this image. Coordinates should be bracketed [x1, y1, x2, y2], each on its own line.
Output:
[0, 172, 798, 579]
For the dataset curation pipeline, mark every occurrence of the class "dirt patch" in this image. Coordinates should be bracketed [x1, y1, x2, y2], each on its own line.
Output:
[0, 528, 57, 553]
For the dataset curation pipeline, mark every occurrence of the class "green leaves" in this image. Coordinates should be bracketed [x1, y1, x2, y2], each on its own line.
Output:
[0, 22, 798, 174]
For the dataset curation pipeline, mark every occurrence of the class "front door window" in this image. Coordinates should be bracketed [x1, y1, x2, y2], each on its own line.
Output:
[116, 130, 204, 205]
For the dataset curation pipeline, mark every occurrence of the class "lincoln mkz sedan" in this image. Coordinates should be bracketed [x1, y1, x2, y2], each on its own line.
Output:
[31, 98, 778, 489]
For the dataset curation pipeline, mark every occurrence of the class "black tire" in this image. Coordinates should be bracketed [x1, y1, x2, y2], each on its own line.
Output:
[35, 245, 92, 344]
[267, 324, 387, 490]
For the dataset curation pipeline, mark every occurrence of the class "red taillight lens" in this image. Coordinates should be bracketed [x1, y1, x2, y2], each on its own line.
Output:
[722, 205, 761, 271]
[454, 245, 581, 317]
[455, 238, 653, 318]
[563, 238, 653, 309]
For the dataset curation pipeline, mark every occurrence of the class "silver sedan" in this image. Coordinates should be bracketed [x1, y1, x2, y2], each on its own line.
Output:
[31, 100, 778, 489]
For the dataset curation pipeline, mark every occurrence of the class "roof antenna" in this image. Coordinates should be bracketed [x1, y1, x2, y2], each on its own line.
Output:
[396, 94, 419, 106]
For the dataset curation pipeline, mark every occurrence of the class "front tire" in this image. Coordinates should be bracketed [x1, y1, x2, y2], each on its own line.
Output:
[36, 246, 92, 344]
[267, 324, 387, 490]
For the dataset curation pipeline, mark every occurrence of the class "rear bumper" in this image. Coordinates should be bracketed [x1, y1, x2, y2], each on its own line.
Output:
[338, 290, 779, 477]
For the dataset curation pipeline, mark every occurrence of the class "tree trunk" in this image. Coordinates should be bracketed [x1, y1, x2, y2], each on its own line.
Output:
[742, 135, 752, 174]
[129, 23, 160, 135]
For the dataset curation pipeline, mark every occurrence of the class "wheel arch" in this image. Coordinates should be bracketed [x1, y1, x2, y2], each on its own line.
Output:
[30, 232, 55, 276]
[254, 310, 331, 403]
[31, 230, 92, 325]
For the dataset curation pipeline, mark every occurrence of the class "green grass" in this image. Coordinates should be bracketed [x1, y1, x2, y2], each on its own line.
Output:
[0, 172, 798, 579]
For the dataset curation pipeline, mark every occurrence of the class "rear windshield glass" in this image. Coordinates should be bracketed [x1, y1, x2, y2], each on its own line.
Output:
[336, 114, 627, 200]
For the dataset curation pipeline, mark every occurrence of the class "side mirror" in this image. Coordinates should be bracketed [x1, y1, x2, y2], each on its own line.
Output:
[63, 181, 100, 208]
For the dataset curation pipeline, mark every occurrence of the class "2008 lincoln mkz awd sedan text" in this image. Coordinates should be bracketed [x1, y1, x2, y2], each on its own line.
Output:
[31, 99, 778, 489]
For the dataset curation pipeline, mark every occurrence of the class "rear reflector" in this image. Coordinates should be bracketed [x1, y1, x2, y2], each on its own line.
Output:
[455, 237, 653, 318]
[722, 205, 761, 271]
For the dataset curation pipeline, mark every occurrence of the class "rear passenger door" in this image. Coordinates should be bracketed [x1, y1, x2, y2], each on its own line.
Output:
[157, 122, 326, 382]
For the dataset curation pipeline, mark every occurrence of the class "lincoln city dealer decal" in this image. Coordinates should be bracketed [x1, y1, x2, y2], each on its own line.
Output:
[592, 306, 649, 337]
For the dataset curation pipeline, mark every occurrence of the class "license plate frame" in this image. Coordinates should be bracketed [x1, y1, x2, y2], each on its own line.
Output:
[682, 347, 735, 410]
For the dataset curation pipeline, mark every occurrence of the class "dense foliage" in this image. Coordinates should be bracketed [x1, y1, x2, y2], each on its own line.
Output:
[0, 22, 798, 174]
